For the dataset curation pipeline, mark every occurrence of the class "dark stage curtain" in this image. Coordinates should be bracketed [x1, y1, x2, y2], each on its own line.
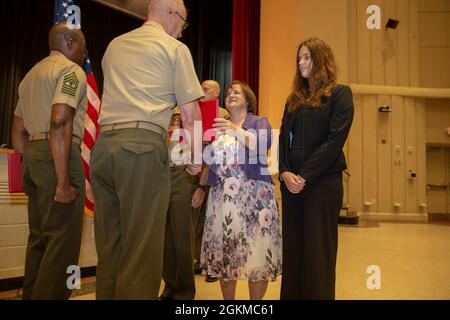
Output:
[1, 0, 52, 147]
[0, 0, 141, 146]
[0, 0, 232, 145]
[232, 0, 260, 113]
[183, 0, 232, 106]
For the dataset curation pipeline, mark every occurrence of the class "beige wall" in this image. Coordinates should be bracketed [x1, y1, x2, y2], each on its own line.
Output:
[347, 0, 427, 216]
[259, 0, 350, 211]
[259, 0, 349, 131]
[348, 0, 420, 86]
[260, 0, 449, 219]
[418, 0, 450, 88]
[426, 99, 450, 144]
[348, 94, 427, 216]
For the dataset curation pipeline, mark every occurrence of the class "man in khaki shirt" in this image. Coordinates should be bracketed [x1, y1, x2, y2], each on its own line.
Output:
[192, 80, 228, 283]
[11, 23, 87, 300]
[160, 108, 198, 300]
[160, 80, 229, 300]
[90, 0, 203, 300]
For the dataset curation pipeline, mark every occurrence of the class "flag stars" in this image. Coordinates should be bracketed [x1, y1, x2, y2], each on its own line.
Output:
[63, 12, 69, 18]
[62, 2, 68, 8]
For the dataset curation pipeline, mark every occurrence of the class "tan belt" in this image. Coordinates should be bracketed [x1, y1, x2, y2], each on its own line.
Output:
[29, 132, 82, 146]
[100, 121, 166, 137]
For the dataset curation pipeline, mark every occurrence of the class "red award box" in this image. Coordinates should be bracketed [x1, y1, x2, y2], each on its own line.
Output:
[199, 99, 219, 142]
[7, 152, 23, 193]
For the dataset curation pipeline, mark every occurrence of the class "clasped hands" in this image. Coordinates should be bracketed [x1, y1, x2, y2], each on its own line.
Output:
[281, 172, 306, 194]
[186, 118, 236, 176]
[212, 117, 238, 133]
[186, 163, 202, 175]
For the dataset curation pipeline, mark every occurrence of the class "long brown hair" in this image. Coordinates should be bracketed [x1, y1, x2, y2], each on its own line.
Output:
[287, 38, 337, 112]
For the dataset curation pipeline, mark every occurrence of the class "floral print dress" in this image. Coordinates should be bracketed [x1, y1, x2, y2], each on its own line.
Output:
[200, 133, 282, 281]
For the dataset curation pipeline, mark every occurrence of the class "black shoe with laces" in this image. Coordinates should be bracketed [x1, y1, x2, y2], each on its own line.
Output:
[193, 262, 203, 275]
[205, 274, 218, 282]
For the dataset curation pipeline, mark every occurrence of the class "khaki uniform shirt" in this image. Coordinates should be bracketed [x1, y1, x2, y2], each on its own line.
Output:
[14, 51, 87, 138]
[100, 21, 204, 132]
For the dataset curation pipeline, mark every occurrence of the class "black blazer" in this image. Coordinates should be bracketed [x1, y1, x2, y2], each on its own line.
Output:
[279, 84, 354, 185]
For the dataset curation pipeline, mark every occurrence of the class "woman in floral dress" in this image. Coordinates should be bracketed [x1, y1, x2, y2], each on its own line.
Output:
[200, 81, 282, 300]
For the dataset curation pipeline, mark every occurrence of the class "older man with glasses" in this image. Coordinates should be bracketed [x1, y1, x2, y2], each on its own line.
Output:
[91, 0, 203, 300]
[175, 10, 189, 30]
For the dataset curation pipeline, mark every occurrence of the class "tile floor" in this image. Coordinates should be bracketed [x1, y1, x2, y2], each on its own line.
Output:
[68, 220, 450, 300]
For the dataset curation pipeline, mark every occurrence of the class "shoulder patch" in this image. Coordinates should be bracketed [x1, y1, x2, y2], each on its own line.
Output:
[61, 71, 79, 97]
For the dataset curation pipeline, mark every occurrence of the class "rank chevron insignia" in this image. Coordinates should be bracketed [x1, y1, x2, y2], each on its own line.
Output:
[61, 71, 79, 97]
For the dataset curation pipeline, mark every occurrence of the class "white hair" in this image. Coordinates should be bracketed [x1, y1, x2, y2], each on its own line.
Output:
[148, 0, 184, 16]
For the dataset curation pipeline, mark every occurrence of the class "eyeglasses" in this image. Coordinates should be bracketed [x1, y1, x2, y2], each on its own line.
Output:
[174, 11, 189, 30]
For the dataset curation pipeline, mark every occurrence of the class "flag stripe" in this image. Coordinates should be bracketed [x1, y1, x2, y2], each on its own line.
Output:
[82, 82, 99, 216]
[83, 129, 95, 149]
[85, 180, 95, 203]
[81, 144, 91, 168]
[82, 157, 90, 179]
[54, 0, 100, 217]
[87, 83, 101, 112]
[84, 116, 97, 144]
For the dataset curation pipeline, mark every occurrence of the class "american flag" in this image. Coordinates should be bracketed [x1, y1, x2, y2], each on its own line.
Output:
[54, 0, 101, 216]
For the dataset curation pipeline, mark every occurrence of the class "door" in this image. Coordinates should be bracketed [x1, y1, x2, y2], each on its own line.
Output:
[426, 145, 449, 215]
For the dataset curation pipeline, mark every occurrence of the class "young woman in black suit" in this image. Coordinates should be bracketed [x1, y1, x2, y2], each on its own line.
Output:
[279, 38, 354, 300]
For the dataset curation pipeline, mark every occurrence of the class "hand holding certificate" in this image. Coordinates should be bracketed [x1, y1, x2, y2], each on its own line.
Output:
[199, 99, 219, 142]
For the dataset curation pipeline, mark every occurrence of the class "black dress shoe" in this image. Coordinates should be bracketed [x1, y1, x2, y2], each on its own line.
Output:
[194, 266, 203, 275]
[193, 261, 203, 275]
[205, 274, 218, 282]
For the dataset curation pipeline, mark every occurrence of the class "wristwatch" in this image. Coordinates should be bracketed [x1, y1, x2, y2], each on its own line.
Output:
[196, 184, 208, 192]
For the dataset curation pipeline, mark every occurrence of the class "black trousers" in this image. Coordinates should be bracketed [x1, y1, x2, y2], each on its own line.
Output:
[280, 172, 343, 300]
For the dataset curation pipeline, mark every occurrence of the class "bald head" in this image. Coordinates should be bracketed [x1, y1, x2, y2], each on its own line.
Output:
[49, 23, 86, 66]
[148, 0, 181, 13]
[147, 0, 187, 39]
[200, 80, 221, 102]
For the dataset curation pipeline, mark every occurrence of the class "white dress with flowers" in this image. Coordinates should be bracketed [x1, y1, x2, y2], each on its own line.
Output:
[200, 133, 282, 281]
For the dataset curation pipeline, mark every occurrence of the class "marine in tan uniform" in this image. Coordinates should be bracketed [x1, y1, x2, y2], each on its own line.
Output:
[160, 108, 199, 300]
[200, 80, 230, 119]
[193, 80, 229, 283]
[90, 0, 203, 300]
[161, 80, 229, 298]
[11, 23, 87, 300]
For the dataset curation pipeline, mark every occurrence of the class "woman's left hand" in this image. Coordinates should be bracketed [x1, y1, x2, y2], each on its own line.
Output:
[212, 118, 238, 133]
